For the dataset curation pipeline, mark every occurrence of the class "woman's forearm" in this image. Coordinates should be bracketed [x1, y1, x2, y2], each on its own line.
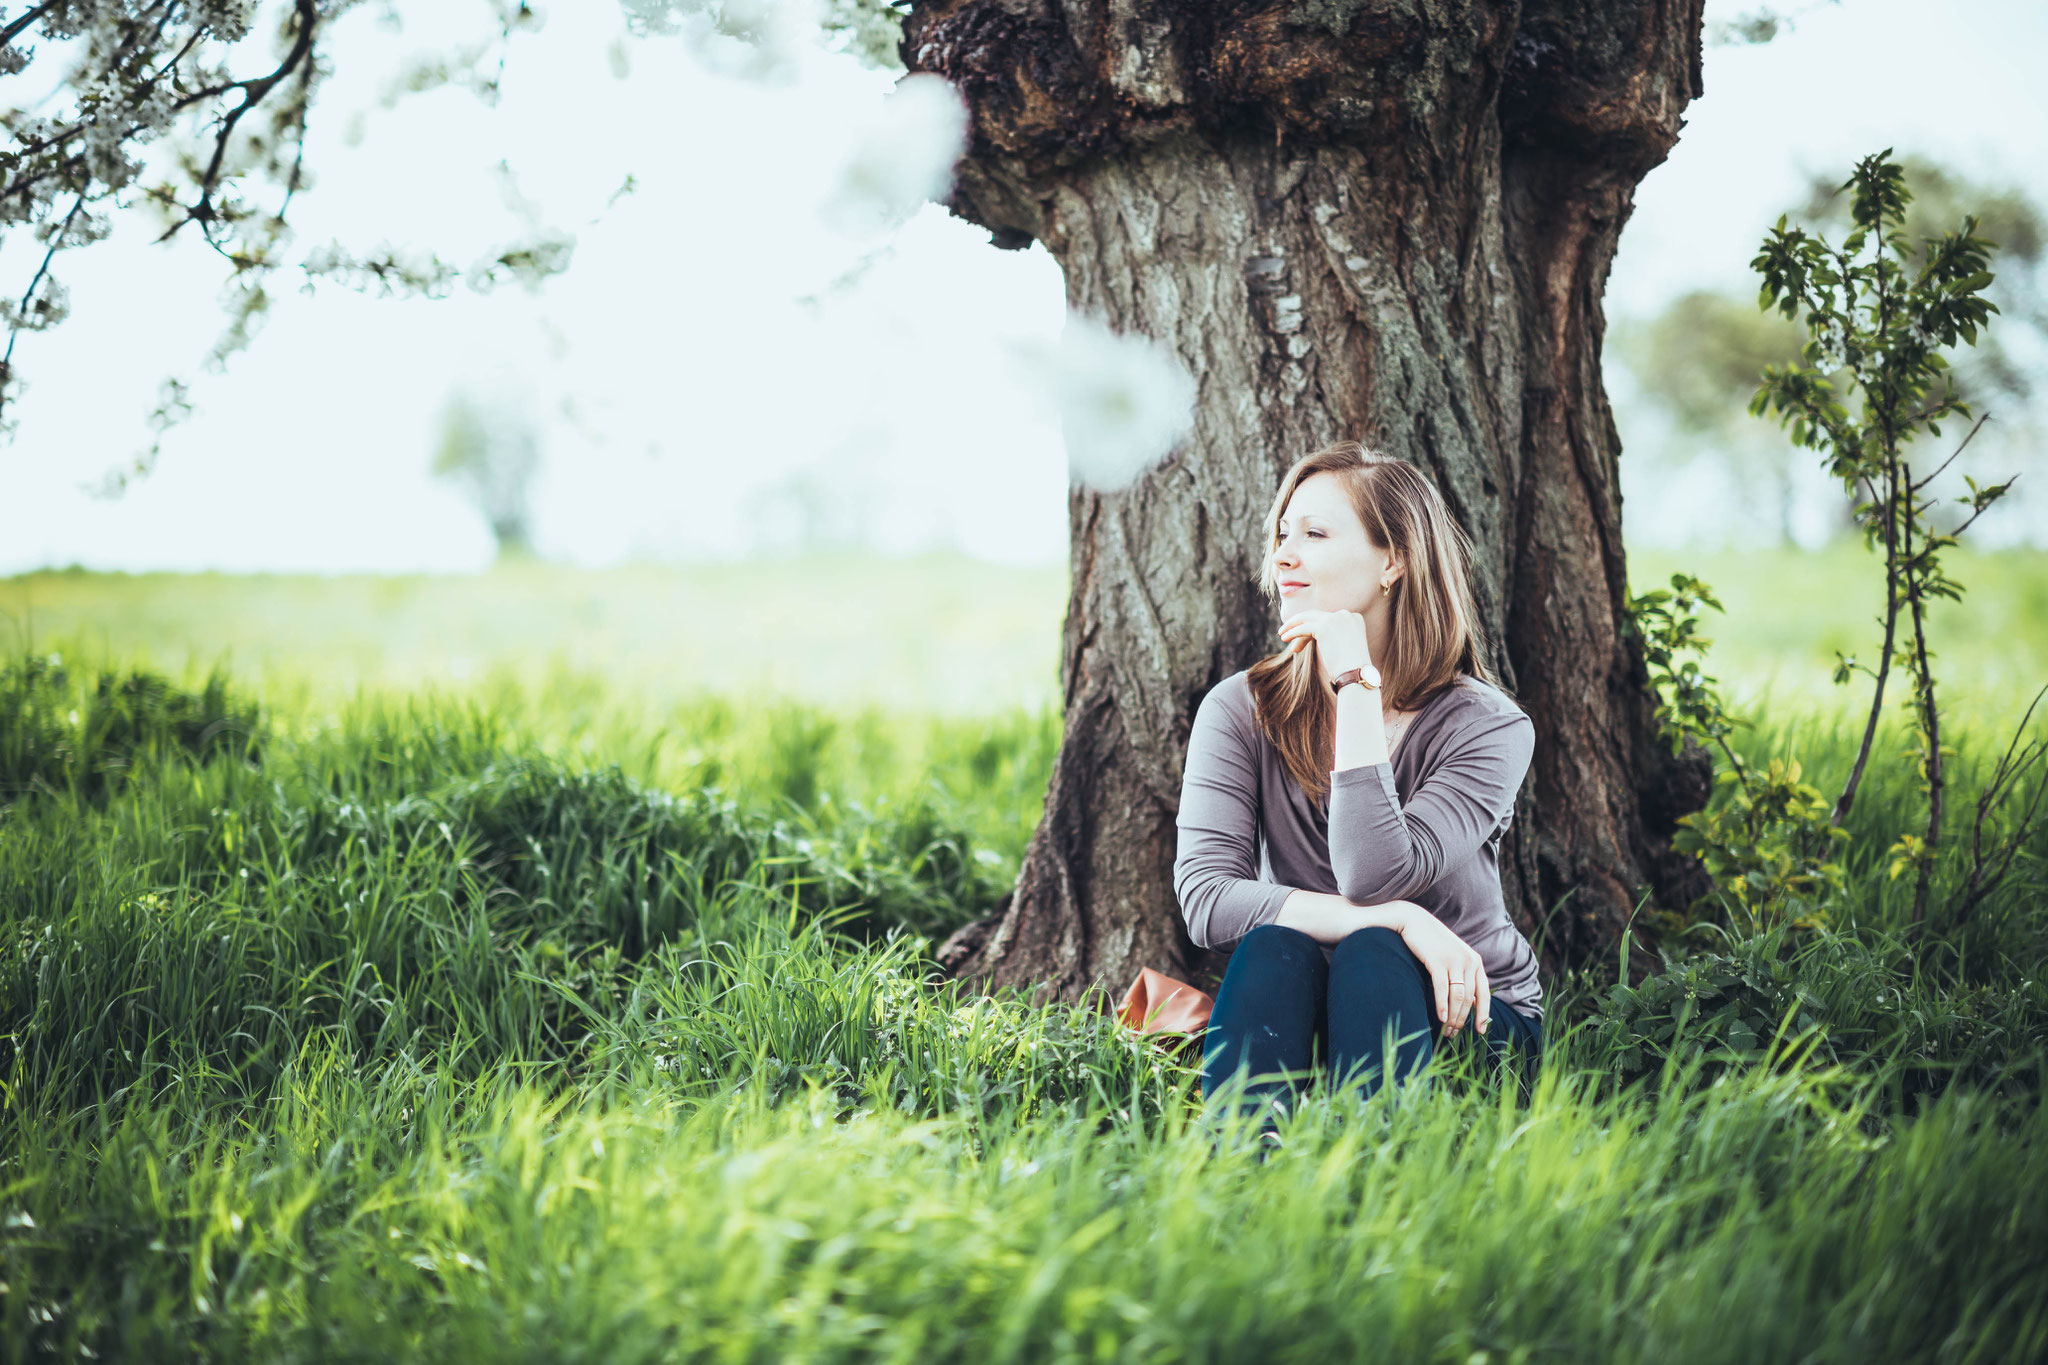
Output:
[1332, 678, 1389, 771]
[1273, 888, 1414, 946]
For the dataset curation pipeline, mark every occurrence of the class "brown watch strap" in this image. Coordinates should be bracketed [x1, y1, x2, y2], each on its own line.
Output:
[1330, 667, 1376, 694]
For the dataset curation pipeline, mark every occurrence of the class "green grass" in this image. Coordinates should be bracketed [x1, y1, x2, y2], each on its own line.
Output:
[3, 552, 2048, 1360]
[5, 541, 2042, 716]
[0, 555, 1069, 715]
[1627, 543, 2048, 723]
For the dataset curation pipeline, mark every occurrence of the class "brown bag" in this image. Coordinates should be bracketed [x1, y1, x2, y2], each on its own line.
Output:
[1116, 966, 1214, 1036]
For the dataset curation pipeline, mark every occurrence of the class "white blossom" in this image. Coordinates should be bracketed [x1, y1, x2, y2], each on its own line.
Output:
[194, 0, 257, 42]
[623, 0, 822, 81]
[821, 74, 969, 240]
[300, 242, 343, 277]
[33, 209, 110, 249]
[466, 230, 578, 295]
[130, 84, 177, 140]
[709, 0, 822, 79]
[1055, 312, 1199, 493]
[1, 276, 70, 332]
[618, 0, 714, 35]
[3, 0, 548, 443]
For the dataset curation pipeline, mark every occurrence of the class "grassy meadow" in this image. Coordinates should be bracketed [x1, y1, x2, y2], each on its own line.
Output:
[0, 555, 1070, 715]
[3, 545, 2048, 1361]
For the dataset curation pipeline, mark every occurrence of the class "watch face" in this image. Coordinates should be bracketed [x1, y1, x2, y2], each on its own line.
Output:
[1362, 664, 1382, 685]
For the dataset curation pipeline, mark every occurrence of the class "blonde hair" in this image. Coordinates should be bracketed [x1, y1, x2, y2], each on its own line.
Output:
[1245, 441, 1505, 804]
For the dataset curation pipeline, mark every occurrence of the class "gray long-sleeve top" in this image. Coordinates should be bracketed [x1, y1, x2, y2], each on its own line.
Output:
[1172, 670, 1544, 1017]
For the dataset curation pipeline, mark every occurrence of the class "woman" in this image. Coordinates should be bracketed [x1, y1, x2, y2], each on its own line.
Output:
[1173, 441, 1543, 1128]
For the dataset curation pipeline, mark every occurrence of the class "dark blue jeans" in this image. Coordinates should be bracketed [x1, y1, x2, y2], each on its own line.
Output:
[1202, 924, 1543, 1118]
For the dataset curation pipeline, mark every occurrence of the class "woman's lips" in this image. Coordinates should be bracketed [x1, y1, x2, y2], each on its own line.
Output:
[1279, 582, 1309, 595]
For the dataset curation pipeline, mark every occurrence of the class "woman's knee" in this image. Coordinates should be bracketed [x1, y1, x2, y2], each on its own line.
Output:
[1331, 925, 1409, 963]
[1329, 926, 1431, 1012]
[1234, 922, 1321, 962]
[1219, 923, 1326, 995]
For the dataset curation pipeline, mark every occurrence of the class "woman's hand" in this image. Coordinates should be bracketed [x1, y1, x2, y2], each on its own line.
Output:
[1277, 608, 1372, 686]
[1391, 903, 1490, 1037]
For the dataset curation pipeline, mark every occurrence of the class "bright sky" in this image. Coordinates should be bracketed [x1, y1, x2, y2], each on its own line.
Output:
[1, 0, 2043, 574]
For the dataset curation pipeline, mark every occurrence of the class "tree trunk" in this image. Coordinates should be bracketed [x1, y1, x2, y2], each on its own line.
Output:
[913, 0, 1714, 1003]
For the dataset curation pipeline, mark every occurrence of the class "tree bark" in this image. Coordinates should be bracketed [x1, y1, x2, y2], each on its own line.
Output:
[912, 0, 1714, 1003]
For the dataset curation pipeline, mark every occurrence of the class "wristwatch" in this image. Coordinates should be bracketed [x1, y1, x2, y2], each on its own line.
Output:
[1330, 663, 1382, 695]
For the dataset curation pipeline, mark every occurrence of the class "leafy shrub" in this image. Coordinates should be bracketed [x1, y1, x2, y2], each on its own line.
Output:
[283, 758, 1009, 954]
[1584, 935, 1835, 1090]
[0, 653, 259, 808]
[1628, 577, 1847, 933]
[1580, 919, 2048, 1106]
[1673, 756, 1849, 930]
[788, 791, 1015, 940]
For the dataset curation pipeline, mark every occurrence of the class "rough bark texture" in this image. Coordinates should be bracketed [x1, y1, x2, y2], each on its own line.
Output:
[914, 0, 1714, 1003]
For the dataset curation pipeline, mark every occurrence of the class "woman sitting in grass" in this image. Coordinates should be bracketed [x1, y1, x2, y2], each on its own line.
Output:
[1175, 441, 1543, 1134]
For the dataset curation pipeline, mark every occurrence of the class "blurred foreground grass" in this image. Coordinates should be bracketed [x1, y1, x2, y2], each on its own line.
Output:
[3, 546, 2047, 1359]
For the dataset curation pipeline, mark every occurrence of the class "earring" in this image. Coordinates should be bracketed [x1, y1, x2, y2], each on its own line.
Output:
[1380, 581, 1391, 598]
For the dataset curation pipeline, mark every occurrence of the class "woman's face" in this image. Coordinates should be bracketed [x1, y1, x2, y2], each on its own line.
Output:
[1272, 471, 1398, 618]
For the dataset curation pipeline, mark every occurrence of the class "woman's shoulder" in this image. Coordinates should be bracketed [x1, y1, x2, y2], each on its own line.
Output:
[1430, 673, 1532, 732]
[1186, 672, 1270, 764]
[1198, 670, 1261, 726]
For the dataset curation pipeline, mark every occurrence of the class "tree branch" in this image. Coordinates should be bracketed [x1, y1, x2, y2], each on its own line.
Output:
[0, 20, 204, 207]
[106, 0, 180, 78]
[1909, 411, 1991, 493]
[1944, 485, 2012, 542]
[152, 0, 319, 246]
[1953, 682, 2048, 924]
[2, 192, 84, 368]
[0, 0, 59, 48]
